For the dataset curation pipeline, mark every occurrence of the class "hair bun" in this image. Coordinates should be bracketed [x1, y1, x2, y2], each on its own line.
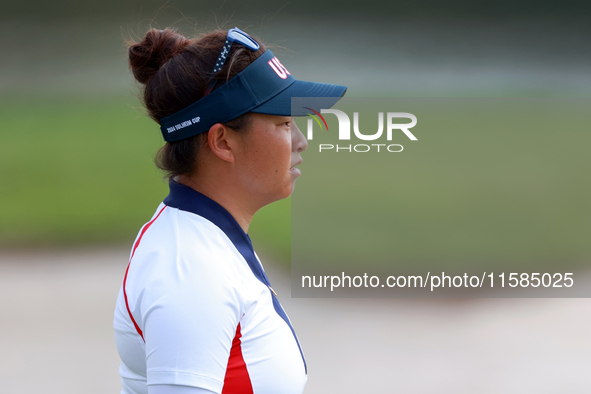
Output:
[129, 28, 189, 84]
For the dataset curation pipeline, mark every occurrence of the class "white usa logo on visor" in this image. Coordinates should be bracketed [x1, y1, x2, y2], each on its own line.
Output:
[268, 57, 291, 79]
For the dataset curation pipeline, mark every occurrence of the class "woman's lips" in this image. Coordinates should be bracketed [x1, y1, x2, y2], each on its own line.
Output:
[290, 167, 302, 177]
[290, 160, 302, 176]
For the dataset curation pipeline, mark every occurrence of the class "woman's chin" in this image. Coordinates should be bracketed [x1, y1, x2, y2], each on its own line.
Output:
[289, 178, 299, 196]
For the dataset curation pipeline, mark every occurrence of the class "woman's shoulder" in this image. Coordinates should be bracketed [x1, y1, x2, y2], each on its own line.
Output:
[127, 203, 250, 288]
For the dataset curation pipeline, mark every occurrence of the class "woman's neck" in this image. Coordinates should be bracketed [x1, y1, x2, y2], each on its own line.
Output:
[176, 174, 255, 234]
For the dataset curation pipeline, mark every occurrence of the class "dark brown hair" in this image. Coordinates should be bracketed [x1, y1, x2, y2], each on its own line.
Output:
[128, 27, 266, 178]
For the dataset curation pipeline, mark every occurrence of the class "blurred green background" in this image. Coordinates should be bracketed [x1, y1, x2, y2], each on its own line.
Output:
[1, 1, 590, 266]
[292, 98, 591, 282]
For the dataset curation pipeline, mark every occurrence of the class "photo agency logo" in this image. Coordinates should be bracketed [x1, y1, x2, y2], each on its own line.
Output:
[304, 108, 418, 153]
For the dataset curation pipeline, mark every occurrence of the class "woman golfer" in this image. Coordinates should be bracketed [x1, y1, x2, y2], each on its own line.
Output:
[113, 26, 347, 394]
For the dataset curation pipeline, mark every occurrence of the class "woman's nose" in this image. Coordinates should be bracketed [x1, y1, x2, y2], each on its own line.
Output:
[291, 119, 308, 153]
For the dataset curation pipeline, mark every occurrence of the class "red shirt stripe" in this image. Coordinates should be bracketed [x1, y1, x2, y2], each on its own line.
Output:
[123, 205, 167, 342]
[222, 323, 254, 393]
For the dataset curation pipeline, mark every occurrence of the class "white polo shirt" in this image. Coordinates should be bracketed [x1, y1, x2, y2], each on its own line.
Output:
[113, 181, 307, 394]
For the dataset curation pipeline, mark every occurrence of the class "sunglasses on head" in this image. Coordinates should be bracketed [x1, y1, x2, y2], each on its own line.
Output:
[204, 27, 260, 96]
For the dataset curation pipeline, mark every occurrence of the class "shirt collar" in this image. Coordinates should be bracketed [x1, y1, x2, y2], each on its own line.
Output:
[163, 179, 255, 250]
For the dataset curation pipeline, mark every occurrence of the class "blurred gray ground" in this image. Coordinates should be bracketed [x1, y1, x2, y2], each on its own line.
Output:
[1, 248, 590, 393]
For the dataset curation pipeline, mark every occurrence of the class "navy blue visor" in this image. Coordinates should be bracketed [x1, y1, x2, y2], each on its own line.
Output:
[159, 49, 347, 142]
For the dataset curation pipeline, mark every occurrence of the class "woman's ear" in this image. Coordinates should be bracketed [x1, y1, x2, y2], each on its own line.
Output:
[206, 123, 237, 163]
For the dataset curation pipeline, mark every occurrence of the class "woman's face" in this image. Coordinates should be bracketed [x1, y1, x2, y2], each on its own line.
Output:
[234, 113, 308, 205]
[290, 116, 308, 193]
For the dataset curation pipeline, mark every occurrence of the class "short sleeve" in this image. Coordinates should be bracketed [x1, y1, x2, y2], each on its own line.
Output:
[149, 384, 216, 394]
[141, 251, 244, 393]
